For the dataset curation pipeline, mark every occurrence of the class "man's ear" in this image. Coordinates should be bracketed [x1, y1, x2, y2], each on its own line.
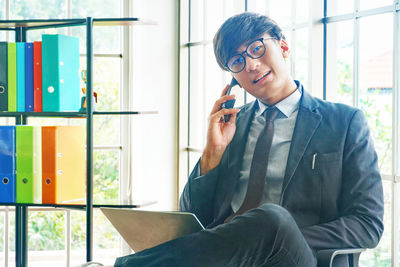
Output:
[280, 39, 290, 58]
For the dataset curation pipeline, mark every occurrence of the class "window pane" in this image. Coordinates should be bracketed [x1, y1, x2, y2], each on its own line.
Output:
[327, 0, 354, 16]
[71, 211, 86, 266]
[190, 0, 205, 43]
[71, 0, 121, 53]
[296, 0, 309, 24]
[90, 57, 121, 145]
[10, 0, 66, 19]
[360, 0, 393, 10]
[94, 150, 120, 204]
[189, 45, 206, 149]
[284, 30, 293, 74]
[10, 0, 68, 42]
[294, 28, 308, 89]
[223, 0, 245, 19]
[269, 0, 292, 28]
[27, 117, 86, 128]
[359, 13, 393, 175]
[71, 26, 121, 54]
[0, 212, 3, 266]
[93, 210, 120, 265]
[247, 0, 269, 15]
[71, 0, 120, 18]
[205, 0, 224, 41]
[27, 210, 66, 267]
[326, 20, 354, 105]
[0, 118, 15, 125]
[360, 180, 392, 266]
[89, 57, 121, 112]
[0, 0, 3, 19]
[28, 211, 65, 250]
[8, 211, 15, 265]
[94, 116, 120, 146]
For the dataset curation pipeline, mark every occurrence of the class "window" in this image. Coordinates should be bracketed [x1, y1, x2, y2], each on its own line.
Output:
[325, 3, 398, 266]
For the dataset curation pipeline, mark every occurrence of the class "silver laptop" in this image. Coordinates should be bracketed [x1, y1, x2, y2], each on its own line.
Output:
[101, 208, 205, 252]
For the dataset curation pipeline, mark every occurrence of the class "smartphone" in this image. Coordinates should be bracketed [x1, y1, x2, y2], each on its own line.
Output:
[221, 78, 239, 122]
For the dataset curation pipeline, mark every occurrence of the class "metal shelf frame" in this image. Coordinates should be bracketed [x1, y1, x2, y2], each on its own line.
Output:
[0, 17, 151, 267]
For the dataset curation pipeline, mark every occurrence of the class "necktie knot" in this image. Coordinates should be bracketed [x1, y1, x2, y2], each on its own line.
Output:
[264, 107, 279, 122]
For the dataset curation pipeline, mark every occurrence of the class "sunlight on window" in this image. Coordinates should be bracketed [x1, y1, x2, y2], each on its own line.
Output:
[94, 150, 120, 204]
[93, 210, 120, 265]
[189, 45, 206, 150]
[326, 20, 353, 105]
[360, 180, 392, 266]
[360, 0, 393, 10]
[0, 212, 4, 266]
[327, 0, 354, 16]
[269, 0, 291, 28]
[294, 28, 308, 88]
[359, 13, 393, 175]
[357, 12, 393, 267]
[9, 0, 66, 19]
[27, 211, 66, 266]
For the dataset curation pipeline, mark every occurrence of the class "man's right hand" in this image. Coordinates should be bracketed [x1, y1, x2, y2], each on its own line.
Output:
[200, 84, 240, 175]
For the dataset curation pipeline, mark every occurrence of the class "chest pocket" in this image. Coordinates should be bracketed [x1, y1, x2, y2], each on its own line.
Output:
[316, 151, 341, 163]
[284, 151, 342, 226]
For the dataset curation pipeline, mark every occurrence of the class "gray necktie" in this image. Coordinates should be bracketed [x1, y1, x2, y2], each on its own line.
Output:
[225, 107, 279, 223]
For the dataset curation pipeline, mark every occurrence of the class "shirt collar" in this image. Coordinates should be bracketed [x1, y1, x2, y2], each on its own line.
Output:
[255, 86, 302, 118]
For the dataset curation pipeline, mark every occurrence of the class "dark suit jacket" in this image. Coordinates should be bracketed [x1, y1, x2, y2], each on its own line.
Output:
[179, 81, 384, 251]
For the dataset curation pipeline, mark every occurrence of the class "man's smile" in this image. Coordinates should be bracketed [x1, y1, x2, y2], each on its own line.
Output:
[253, 71, 271, 84]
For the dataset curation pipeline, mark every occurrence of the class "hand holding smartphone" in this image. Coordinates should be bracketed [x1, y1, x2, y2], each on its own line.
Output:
[221, 78, 239, 122]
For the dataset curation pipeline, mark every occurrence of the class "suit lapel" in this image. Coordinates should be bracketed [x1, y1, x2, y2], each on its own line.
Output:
[280, 89, 322, 200]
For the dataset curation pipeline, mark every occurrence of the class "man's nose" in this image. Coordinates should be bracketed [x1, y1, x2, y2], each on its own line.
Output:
[245, 56, 260, 72]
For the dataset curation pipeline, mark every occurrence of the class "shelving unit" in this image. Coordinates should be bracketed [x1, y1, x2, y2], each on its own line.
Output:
[0, 17, 156, 267]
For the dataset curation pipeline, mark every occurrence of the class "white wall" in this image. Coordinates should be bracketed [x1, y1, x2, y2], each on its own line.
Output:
[126, 0, 179, 211]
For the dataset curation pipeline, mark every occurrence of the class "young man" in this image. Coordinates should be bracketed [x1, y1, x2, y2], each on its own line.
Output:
[115, 12, 383, 267]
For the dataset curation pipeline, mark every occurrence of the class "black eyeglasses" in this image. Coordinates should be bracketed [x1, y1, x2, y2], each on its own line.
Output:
[225, 37, 277, 73]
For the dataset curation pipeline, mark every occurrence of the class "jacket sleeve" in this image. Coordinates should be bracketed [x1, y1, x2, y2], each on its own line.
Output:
[179, 159, 220, 226]
[301, 110, 384, 250]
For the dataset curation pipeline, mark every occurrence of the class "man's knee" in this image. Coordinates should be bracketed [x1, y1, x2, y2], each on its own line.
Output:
[254, 204, 293, 225]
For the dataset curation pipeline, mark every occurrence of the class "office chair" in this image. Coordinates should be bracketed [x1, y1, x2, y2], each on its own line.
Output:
[317, 248, 365, 267]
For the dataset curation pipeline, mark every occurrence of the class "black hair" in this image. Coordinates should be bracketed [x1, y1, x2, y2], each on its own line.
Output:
[213, 12, 285, 71]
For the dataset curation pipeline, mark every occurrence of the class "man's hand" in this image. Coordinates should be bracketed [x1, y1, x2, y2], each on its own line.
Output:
[200, 84, 240, 175]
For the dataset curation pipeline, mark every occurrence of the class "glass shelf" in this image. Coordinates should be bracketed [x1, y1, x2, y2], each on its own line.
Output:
[0, 18, 156, 30]
[0, 201, 157, 210]
[0, 111, 158, 117]
[93, 111, 158, 115]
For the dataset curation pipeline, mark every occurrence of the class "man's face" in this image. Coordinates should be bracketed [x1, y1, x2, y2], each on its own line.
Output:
[230, 33, 293, 105]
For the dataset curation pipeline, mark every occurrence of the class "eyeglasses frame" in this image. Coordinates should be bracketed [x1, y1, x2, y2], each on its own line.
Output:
[225, 36, 278, 73]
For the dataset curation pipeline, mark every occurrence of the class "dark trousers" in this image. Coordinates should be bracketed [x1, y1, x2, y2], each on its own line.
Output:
[114, 204, 317, 267]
